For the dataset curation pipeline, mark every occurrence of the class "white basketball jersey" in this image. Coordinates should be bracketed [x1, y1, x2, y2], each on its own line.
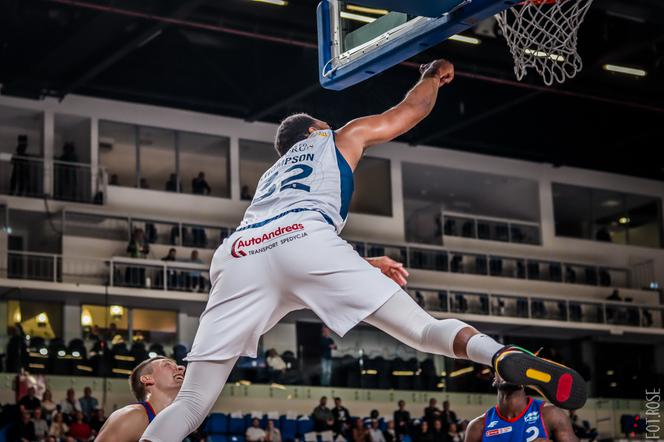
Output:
[238, 129, 354, 233]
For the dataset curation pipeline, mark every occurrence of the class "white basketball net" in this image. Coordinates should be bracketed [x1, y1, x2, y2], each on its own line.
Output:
[496, 0, 594, 85]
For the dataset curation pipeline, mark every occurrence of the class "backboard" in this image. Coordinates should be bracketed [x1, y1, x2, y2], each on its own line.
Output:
[317, 0, 514, 90]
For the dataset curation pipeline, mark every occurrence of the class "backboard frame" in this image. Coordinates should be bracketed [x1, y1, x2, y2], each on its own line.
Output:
[317, 0, 516, 90]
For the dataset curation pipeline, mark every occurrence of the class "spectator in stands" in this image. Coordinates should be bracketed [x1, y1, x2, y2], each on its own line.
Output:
[312, 396, 334, 432]
[332, 397, 351, 437]
[320, 327, 336, 386]
[188, 250, 206, 292]
[6, 323, 28, 372]
[265, 420, 281, 442]
[140, 178, 150, 189]
[383, 420, 397, 442]
[430, 420, 446, 442]
[369, 420, 386, 442]
[19, 387, 41, 414]
[246, 417, 266, 442]
[595, 227, 611, 242]
[11, 410, 37, 442]
[59, 388, 82, 420]
[440, 401, 456, 431]
[49, 412, 69, 440]
[266, 348, 287, 382]
[241, 185, 253, 201]
[393, 400, 411, 438]
[192, 172, 211, 195]
[78, 387, 98, 421]
[41, 389, 57, 421]
[10, 134, 32, 196]
[162, 248, 178, 288]
[351, 418, 369, 442]
[165, 173, 179, 192]
[416, 421, 433, 442]
[569, 410, 597, 442]
[89, 408, 106, 435]
[109, 174, 119, 185]
[423, 399, 440, 427]
[68, 411, 92, 441]
[127, 228, 149, 258]
[33, 407, 49, 441]
[446, 423, 460, 442]
[107, 323, 120, 342]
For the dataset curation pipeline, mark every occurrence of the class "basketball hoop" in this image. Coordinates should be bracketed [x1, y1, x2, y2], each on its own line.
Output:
[496, 0, 594, 85]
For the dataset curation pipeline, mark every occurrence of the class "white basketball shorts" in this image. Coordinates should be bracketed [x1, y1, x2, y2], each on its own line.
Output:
[185, 210, 401, 361]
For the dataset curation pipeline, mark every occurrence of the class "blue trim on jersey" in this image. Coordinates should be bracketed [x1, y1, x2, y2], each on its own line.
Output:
[236, 208, 334, 232]
[334, 142, 354, 221]
[139, 401, 156, 423]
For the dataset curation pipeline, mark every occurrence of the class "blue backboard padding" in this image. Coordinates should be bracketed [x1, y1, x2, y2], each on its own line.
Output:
[318, 0, 514, 90]
[350, 0, 467, 18]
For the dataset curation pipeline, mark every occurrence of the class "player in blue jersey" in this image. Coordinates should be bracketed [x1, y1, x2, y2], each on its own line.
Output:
[141, 60, 585, 442]
[464, 373, 578, 442]
[96, 357, 184, 442]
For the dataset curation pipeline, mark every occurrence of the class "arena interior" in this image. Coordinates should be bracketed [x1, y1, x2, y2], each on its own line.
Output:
[0, 0, 663, 441]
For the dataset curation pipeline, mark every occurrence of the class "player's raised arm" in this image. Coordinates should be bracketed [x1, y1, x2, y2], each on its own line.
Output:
[335, 59, 454, 167]
[96, 406, 147, 442]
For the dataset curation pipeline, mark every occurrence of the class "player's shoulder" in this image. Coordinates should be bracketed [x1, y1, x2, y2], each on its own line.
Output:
[97, 404, 149, 442]
[465, 413, 486, 441]
[540, 402, 570, 426]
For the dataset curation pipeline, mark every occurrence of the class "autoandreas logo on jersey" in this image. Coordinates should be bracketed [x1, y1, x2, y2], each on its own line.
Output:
[231, 223, 306, 258]
[485, 427, 512, 437]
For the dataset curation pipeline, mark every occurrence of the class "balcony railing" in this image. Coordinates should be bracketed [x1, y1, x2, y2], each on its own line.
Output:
[4, 251, 209, 293]
[349, 240, 631, 288]
[409, 288, 664, 329]
[442, 211, 541, 245]
[0, 156, 105, 204]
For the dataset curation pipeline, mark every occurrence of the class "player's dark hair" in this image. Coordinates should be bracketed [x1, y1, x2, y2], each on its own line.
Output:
[129, 356, 169, 401]
[274, 113, 316, 157]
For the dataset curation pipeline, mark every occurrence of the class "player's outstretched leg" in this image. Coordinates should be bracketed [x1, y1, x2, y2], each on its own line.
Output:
[141, 357, 238, 442]
[364, 290, 586, 410]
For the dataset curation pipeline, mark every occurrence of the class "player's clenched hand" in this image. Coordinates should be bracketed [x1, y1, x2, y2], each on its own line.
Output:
[366, 256, 409, 286]
[420, 59, 454, 87]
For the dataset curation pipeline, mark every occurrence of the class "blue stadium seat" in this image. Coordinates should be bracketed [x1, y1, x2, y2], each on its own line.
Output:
[208, 435, 228, 442]
[280, 417, 297, 442]
[297, 417, 314, 436]
[208, 413, 229, 434]
[230, 436, 246, 442]
[230, 416, 246, 434]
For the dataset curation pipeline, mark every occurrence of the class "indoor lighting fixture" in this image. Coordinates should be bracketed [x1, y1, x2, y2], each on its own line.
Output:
[606, 370, 615, 376]
[449, 366, 474, 378]
[37, 313, 48, 326]
[618, 216, 630, 225]
[340, 11, 375, 23]
[361, 369, 378, 375]
[110, 305, 124, 318]
[392, 370, 415, 376]
[251, 0, 287, 6]
[347, 4, 388, 15]
[525, 49, 564, 62]
[603, 64, 647, 77]
[81, 310, 92, 327]
[13, 308, 21, 324]
[57, 350, 66, 357]
[148, 352, 158, 358]
[449, 34, 481, 45]
[72, 351, 81, 358]
[39, 348, 48, 356]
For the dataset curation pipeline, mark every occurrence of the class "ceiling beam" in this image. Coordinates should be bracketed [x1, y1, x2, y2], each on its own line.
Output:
[413, 91, 542, 146]
[56, 0, 207, 99]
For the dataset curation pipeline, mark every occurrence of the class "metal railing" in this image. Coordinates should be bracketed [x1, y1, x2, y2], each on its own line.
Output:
[442, 211, 541, 245]
[409, 288, 664, 329]
[0, 154, 44, 197]
[53, 159, 105, 204]
[4, 251, 209, 293]
[349, 239, 631, 288]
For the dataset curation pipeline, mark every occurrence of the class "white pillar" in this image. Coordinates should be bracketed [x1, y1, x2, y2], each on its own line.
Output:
[538, 176, 556, 247]
[43, 110, 55, 196]
[390, 156, 406, 242]
[177, 312, 199, 350]
[62, 303, 81, 344]
[0, 232, 7, 278]
[230, 136, 241, 200]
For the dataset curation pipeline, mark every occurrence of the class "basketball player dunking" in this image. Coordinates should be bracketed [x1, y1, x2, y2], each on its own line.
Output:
[96, 357, 184, 442]
[141, 59, 586, 442]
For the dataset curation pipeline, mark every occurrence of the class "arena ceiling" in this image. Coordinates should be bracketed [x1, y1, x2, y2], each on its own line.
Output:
[1, 0, 663, 180]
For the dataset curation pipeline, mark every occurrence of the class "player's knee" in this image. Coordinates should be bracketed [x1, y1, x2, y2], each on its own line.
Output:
[422, 318, 470, 356]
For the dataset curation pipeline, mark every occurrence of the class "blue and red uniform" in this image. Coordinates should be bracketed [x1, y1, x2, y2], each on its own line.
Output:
[139, 401, 156, 423]
[482, 397, 549, 442]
